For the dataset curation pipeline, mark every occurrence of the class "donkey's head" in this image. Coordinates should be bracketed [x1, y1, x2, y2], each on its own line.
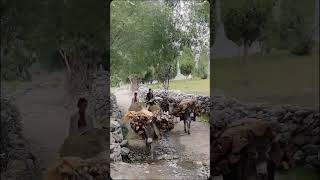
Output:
[244, 134, 273, 179]
[144, 120, 155, 144]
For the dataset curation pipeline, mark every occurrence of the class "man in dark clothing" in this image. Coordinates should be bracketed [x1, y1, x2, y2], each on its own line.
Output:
[146, 88, 154, 102]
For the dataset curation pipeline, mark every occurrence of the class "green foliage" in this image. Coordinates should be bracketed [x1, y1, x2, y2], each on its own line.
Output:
[154, 62, 177, 83]
[221, 0, 274, 50]
[143, 67, 155, 83]
[279, 0, 316, 55]
[196, 49, 209, 79]
[111, 75, 122, 87]
[111, 0, 180, 82]
[179, 46, 195, 77]
[1, 0, 42, 81]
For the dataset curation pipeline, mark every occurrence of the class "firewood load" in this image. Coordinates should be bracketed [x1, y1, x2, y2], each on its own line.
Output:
[211, 118, 292, 176]
[172, 99, 199, 116]
[155, 112, 175, 131]
[44, 128, 109, 180]
[44, 156, 109, 180]
[123, 105, 175, 136]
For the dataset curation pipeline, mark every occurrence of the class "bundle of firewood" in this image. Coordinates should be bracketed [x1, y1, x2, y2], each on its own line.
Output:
[45, 156, 109, 180]
[155, 113, 175, 131]
[129, 114, 152, 136]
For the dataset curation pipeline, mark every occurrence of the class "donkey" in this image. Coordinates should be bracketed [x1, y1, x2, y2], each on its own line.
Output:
[181, 104, 196, 135]
[223, 135, 275, 180]
[143, 119, 160, 160]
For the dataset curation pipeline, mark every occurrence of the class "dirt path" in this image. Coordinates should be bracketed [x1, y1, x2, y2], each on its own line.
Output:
[3, 73, 70, 171]
[111, 89, 210, 179]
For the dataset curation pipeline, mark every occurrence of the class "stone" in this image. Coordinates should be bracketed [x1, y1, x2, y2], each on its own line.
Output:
[110, 120, 120, 132]
[305, 155, 320, 167]
[112, 132, 123, 143]
[292, 134, 307, 146]
[121, 147, 130, 157]
[311, 127, 320, 136]
[283, 112, 293, 121]
[120, 140, 128, 147]
[302, 145, 320, 155]
[293, 150, 305, 162]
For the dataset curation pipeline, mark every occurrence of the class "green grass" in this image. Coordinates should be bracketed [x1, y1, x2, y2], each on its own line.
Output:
[197, 113, 209, 123]
[277, 166, 320, 180]
[213, 49, 319, 109]
[148, 78, 209, 96]
[122, 126, 129, 140]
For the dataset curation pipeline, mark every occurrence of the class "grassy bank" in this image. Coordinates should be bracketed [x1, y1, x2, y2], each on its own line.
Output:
[148, 79, 209, 96]
[213, 49, 319, 108]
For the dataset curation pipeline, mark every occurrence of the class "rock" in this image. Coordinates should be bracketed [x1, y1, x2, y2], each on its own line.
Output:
[121, 147, 130, 157]
[110, 133, 115, 144]
[110, 120, 120, 132]
[112, 132, 123, 143]
[120, 140, 128, 147]
[311, 127, 320, 136]
[305, 155, 320, 167]
[302, 145, 320, 155]
[283, 112, 293, 121]
[292, 134, 307, 146]
[293, 150, 305, 162]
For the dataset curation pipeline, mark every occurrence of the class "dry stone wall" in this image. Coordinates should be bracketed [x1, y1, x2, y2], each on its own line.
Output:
[139, 86, 320, 168]
[1, 98, 40, 180]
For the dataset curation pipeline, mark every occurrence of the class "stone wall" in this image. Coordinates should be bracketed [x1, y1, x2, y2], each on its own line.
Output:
[89, 70, 129, 162]
[139, 86, 210, 114]
[1, 98, 40, 180]
[110, 94, 129, 162]
[139, 86, 320, 168]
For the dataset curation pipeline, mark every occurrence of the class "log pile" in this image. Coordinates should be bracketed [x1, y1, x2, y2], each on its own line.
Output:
[155, 113, 175, 131]
[45, 156, 109, 180]
[172, 99, 198, 116]
[123, 104, 175, 136]
[45, 129, 110, 180]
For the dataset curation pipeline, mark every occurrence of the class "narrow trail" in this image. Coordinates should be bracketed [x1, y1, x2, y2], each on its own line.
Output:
[3, 73, 70, 171]
[111, 89, 210, 180]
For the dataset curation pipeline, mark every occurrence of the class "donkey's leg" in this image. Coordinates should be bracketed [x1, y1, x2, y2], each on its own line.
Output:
[184, 120, 187, 133]
[188, 120, 191, 135]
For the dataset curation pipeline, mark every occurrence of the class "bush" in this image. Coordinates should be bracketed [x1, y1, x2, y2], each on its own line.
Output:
[111, 75, 122, 87]
[289, 37, 313, 55]
[195, 49, 209, 79]
[179, 46, 195, 77]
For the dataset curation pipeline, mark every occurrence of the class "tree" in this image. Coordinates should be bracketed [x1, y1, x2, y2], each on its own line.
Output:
[179, 46, 195, 78]
[1, 0, 41, 81]
[278, 0, 316, 55]
[196, 48, 209, 79]
[111, 0, 180, 91]
[221, 0, 274, 58]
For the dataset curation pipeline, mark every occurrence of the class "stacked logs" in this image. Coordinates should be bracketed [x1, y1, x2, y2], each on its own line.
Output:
[45, 156, 109, 180]
[123, 103, 175, 136]
[155, 113, 175, 131]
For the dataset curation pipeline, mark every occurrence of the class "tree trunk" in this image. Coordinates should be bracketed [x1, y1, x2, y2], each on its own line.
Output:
[129, 76, 139, 93]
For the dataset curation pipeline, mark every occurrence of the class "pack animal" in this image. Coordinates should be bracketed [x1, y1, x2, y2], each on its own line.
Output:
[143, 120, 160, 159]
[223, 135, 275, 180]
[181, 105, 196, 135]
